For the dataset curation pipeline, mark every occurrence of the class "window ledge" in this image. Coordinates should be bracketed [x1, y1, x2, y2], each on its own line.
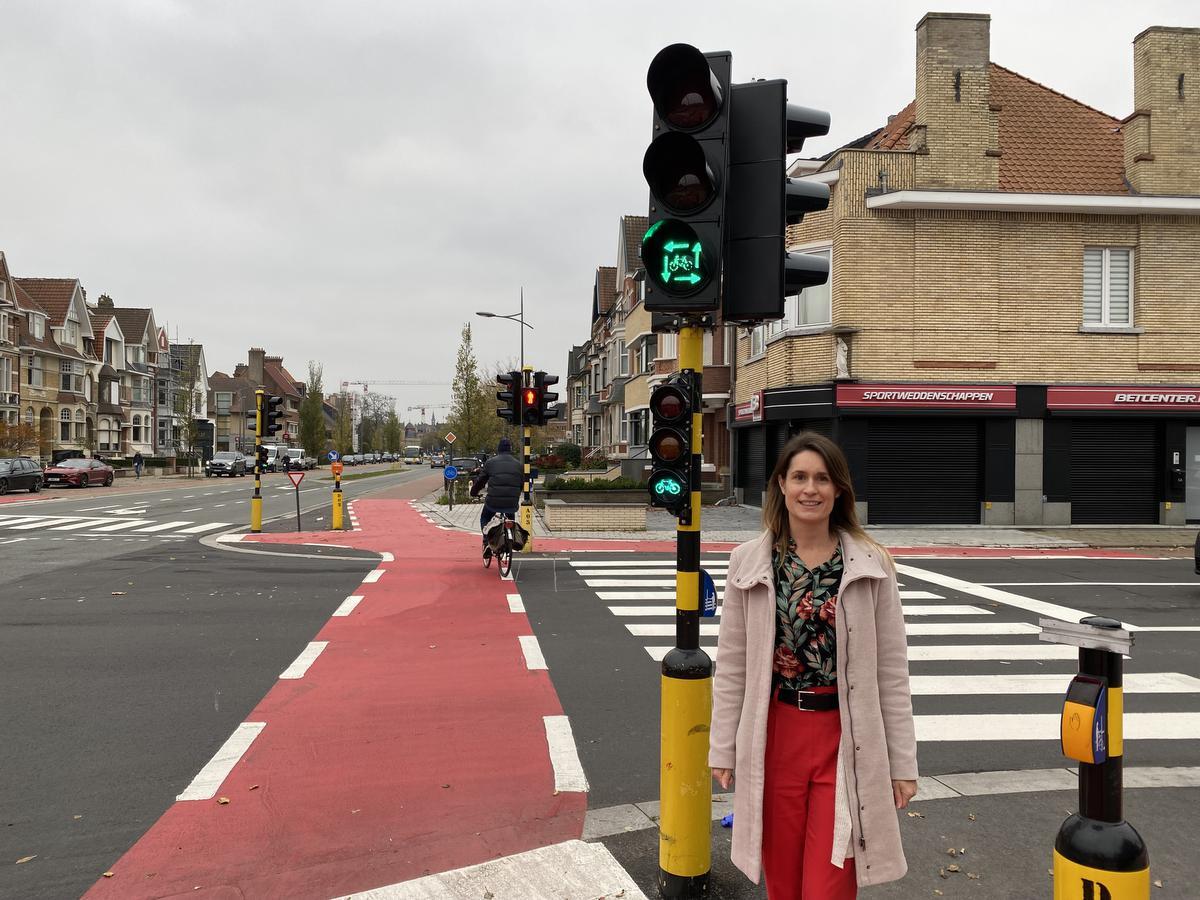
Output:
[745, 352, 766, 364]
[766, 324, 832, 345]
[1078, 325, 1143, 335]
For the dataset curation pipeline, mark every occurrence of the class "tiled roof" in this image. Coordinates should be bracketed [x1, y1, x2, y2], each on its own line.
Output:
[14, 278, 78, 326]
[595, 266, 617, 315]
[264, 361, 301, 398]
[90, 313, 114, 342]
[622, 215, 648, 274]
[111, 308, 152, 343]
[858, 64, 1126, 195]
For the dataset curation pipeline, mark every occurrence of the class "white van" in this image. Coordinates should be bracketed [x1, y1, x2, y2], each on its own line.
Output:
[262, 445, 281, 472]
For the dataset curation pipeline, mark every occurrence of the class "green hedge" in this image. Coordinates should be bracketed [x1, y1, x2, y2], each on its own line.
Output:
[545, 476, 646, 490]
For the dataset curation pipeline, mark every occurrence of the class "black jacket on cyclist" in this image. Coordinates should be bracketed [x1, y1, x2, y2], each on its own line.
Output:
[470, 449, 523, 509]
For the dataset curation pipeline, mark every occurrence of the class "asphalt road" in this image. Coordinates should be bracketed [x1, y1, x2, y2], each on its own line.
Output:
[0, 464, 431, 580]
[0, 467, 435, 900]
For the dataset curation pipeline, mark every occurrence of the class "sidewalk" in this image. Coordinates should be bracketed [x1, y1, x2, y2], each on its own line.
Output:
[85, 497, 618, 899]
[416, 493, 1197, 552]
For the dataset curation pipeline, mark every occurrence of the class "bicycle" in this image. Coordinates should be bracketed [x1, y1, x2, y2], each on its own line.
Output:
[482, 512, 518, 578]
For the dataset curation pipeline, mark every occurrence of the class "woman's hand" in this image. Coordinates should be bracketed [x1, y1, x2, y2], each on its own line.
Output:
[712, 768, 734, 790]
[892, 779, 918, 809]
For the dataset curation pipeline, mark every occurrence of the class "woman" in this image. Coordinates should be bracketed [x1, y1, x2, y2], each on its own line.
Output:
[710, 432, 918, 898]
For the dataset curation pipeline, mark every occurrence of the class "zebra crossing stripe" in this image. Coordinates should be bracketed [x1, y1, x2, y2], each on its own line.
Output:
[908, 644, 1079, 662]
[88, 519, 155, 532]
[8, 517, 81, 530]
[916, 712, 1200, 742]
[627, 622, 1037, 638]
[902, 605, 993, 616]
[50, 519, 114, 531]
[134, 521, 195, 533]
[175, 522, 232, 535]
[910, 673, 1200, 695]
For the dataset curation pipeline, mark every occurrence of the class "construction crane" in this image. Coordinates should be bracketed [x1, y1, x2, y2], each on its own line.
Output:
[340, 379, 449, 393]
[407, 403, 450, 424]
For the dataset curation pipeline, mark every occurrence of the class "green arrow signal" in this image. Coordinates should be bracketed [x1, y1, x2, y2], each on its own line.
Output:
[672, 273, 702, 285]
[663, 241, 692, 252]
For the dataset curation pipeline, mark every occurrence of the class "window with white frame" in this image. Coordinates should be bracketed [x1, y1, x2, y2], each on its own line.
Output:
[59, 408, 72, 441]
[25, 406, 33, 425]
[618, 340, 628, 376]
[65, 319, 78, 346]
[573, 384, 584, 409]
[750, 326, 765, 357]
[659, 332, 678, 361]
[29, 313, 44, 340]
[1083, 247, 1133, 327]
[627, 409, 649, 447]
[27, 355, 43, 388]
[215, 392, 232, 415]
[133, 414, 144, 443]
[60, 360, 84, 393]
[620, 415, 627, 443]
[75, 409, 85, 440]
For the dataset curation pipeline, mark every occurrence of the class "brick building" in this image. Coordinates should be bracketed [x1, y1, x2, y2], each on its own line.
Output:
[733, 14, 1200, 525]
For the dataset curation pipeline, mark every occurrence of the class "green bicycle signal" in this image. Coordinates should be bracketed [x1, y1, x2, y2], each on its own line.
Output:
[642, 219, 713, 296]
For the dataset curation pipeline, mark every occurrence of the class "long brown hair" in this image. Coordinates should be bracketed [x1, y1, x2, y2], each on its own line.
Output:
[762, 431, 880, 557]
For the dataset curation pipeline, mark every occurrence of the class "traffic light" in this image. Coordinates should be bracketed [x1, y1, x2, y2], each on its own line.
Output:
[723, 79, 831, 323]
[264, 395, 284, 436]
[521, 385, 541, 427]
[245, 405, 260, 436]
[647, 372, 695, 520]
[533, 371, 559, 425]
[256, 443, 268, 470]
[496, 371, 519, 424]
[642, 44, 731, 313]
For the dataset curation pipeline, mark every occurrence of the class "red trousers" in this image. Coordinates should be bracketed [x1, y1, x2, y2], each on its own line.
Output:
[762, 687, 857, 900]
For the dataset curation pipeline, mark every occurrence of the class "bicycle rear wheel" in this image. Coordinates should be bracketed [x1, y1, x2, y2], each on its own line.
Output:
[497, 542, 512, 577]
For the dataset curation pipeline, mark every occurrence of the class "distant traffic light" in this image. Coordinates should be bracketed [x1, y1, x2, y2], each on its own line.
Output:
[265, 395, 284, 436]
[245, 404, 260, 436]
[256, 443, 269, 470]
[496, 371, 520, 424]
[642, 44, 731, 313]
[533, 371, 559, 425]
[648, 372, 696, 521]
[723, 79, 831, 323]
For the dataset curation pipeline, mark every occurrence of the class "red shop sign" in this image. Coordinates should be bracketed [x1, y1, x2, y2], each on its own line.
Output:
[837, 383, 1016, 409]
[734, 390, 764, 423]
[1047, 386, 1200, 411]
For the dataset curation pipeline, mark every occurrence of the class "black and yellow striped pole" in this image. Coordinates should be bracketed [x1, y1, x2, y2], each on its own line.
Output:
[1043, 615, 1149, 899]
[657, 324, 711, 897]
[250, 389, 264, 533]
[520, 364, 535, 552]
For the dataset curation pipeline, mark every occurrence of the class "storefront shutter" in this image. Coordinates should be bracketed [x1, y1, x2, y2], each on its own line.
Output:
[1069, 419, 1160, 524]
[738, 427, 766, 507]
[867, 418, 983, 524]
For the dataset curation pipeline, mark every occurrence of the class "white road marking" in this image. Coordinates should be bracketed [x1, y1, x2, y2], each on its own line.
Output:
[543, 716, 589, 793]
[175, 522, 231, 534]
[362, 569, 384, 584]
[585, 578, 725, 588]
[507, 593, 525, 613]
[610, 606, 721, 617]
[983, 582, 1200, 587]
[333, 595, 363, 616]
[379, 552, 394, 562]
[280, 641, 329, 679]
[134, 521, 194, 533]
[519, 635, 547, 670]
[50, 519, 114, 531]
[570, 558, 730, 567]
[88, 519, 155, 532]
[646, 646, 715, 662]
[176, 722, 266, 800]
[915, 713, 1200, 742]
[896, 563, 1135, 629]
[1135, 626, 1200, 632]
[212, 504, 226, 508]
[906, 622, 1039, 636]
[182, 507, 203, 512]
[899, 590, 945, 600]
[8, 517, 81, 529]
[908, 644, 1079, 662]
[73, 504, 124, 512]
[904, 605, 993, 616]
[0, 516, 51, 527]
[597, 591, 688, 601]
[629, 624, 720, 637]
[575, 567, 728, 577]
[910, 672, 1200, 695]
[0, 536, 29, 544]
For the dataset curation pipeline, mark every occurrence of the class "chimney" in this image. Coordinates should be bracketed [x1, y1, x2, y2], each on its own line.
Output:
[912, 12, 999, 190]
[1124, 26, 1200, 195]
[97, 294, 115, 310]
[248, 347, 265, 385]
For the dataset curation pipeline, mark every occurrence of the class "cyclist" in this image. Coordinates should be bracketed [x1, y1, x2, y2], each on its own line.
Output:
[470, 437, 523, 556]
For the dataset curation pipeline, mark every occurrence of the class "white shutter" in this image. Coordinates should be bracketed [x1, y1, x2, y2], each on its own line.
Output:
[1107, 249, 1131, 325]
[1082, 249, 1104, 323]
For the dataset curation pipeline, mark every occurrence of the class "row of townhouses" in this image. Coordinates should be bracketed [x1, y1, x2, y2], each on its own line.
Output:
[567, 14, 1200, 527]
[1, 249, 322, 463]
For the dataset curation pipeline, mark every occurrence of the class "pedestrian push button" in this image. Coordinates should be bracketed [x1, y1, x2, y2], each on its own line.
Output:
[1061, 674, 1108, 765]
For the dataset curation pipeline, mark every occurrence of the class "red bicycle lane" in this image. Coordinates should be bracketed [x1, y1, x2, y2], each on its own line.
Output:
[85, 499, 585, 899]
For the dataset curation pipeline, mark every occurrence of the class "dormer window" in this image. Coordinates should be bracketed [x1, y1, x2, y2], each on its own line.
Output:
[28, 313, 44, 340]
[65, 319, 79, 345]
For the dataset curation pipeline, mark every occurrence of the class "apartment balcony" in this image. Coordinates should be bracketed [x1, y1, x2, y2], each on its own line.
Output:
[0, 391, 18, 407]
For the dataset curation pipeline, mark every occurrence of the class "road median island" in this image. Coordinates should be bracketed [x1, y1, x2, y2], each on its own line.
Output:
[86, 497, 587, 899]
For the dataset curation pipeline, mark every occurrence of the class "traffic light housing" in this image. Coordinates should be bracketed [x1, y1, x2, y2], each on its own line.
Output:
[723, 79, 831, 323]
[533, 371, 559, 425]
[264, 395, 284, 436]
[245, 406, 260, 436]
[256, 443, 268, 470]
[647, 372, 696, 521]
[496, 371, 520, 424]
[642, 44, 731, 313]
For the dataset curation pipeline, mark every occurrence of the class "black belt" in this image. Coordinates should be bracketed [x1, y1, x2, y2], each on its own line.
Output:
[775, 687, 839, 711]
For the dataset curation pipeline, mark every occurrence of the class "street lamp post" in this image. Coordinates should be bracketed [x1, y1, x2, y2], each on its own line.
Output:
[476, 289, 535, 549]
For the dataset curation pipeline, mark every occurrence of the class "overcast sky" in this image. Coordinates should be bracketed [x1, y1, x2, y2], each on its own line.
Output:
[2, 0, 1195, 418]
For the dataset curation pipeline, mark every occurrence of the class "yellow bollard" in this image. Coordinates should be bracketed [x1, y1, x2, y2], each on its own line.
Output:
[250, 495, 262, 533]
[331, 462, 345, 530]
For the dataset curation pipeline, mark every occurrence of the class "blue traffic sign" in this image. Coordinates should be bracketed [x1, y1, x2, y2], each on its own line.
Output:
[328, 450, 340, 461]
[444, 465, 459, 481]
[700, 569, 717, 617]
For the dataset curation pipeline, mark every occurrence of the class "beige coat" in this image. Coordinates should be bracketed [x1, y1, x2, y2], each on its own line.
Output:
[709, 529, 918, 888]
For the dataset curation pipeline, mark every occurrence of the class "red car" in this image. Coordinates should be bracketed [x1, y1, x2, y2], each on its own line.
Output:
[43, 458, 115, 488]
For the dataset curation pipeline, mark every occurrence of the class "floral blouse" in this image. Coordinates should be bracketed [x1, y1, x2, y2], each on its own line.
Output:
[772, 541, 843, 690]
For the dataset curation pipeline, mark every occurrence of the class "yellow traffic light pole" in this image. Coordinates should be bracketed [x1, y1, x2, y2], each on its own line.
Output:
[250, 389, 263, 533]
[658, 324, 711, 897]
[520, 364, 535, 552]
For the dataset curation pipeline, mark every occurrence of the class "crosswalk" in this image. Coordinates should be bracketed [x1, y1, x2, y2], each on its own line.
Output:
[0, 511, 231, 540]
[569, 554, 1200, 747]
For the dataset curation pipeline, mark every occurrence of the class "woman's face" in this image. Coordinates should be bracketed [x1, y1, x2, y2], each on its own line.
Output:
[778, 449, 839, 529]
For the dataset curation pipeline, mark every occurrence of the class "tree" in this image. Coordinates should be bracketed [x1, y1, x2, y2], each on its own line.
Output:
[299, 361, 326, 455]
[447, 323, 485, 453]
[175, 348, 203, 476]
[383, 410, 402, 452]
[0, 421, 39, 456]
[356, 391, 392, 452]
[332, 392, 354, 454]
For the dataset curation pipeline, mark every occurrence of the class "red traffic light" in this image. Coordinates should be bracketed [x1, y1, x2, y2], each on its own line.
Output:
[647, 44, 724, 130]
[650, 384, 689, 424]
[524, 388, 537, 406]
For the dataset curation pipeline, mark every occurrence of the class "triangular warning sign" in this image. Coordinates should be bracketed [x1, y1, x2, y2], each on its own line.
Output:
[287, 471, 305, 488]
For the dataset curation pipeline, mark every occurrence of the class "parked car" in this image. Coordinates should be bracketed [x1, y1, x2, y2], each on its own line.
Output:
[205, 451, 247, 478]
[430, 453, 445, 469]
[0, 457, 44, 495]
[43, 458, 114, 488]
[243, 452, 258, 472]
[449, 457, 482, 478]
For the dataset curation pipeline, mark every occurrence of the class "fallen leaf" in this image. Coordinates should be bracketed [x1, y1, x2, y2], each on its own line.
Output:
[946, 864, 961, 873]
[934, 892, 944, 897]
[103, 872, 114, 878]
[249, 785, 259, 791]
[111, 592, 127, 596]
[216, 797, 230, 805]
[73, 815, 83, 820]
[968, 872, 980, 880]
[1154, 880, 1164, 888]
[938, 867, 948, 879]
[906, 811, 925, 818]
[441, 784, 451, 789]
[968, 813, 976, 821]
[16, 856, 36, 865]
